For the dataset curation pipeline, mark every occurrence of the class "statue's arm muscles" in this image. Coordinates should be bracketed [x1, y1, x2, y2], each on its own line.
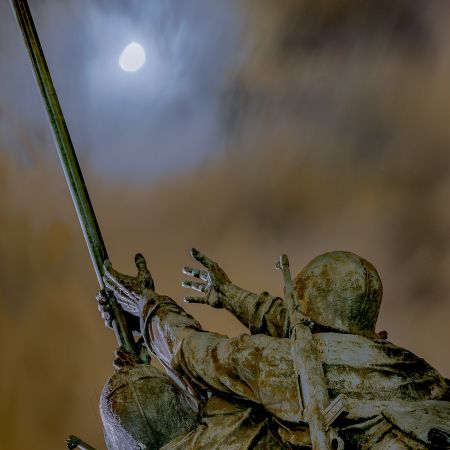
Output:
[140, 298, 300, 422]
[220, 284, 289, 337]
[182, 331, 301, 423]
[141, 297, 260, 399]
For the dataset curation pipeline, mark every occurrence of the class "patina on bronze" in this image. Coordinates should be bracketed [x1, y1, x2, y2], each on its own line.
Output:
[276, 254, 344, 450]
[98, 249, 450, 449]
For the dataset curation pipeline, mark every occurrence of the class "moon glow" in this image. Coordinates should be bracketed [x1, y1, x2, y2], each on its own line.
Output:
[119, 42, 146, 72]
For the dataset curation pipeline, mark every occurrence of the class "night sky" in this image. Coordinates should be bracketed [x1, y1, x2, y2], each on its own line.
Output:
[1, 1, 449, 449]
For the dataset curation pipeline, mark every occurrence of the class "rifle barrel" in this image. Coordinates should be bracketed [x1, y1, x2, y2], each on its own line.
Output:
[10, 0, 136, 354]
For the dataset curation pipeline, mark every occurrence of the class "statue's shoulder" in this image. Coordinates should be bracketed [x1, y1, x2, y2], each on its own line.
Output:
[383, 400, 450, 447]
[314, 332, 439, 370]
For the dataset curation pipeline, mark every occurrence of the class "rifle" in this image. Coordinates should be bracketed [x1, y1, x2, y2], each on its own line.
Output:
[276, 254, 346, 450]
[9, 0, 137, 355]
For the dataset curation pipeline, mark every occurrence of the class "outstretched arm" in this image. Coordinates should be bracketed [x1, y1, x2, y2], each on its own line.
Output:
[182, 249, 289, 337]
[100, 254, 301, 423]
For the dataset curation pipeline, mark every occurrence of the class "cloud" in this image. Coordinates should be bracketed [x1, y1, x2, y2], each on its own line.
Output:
[1, 1, 449, 449]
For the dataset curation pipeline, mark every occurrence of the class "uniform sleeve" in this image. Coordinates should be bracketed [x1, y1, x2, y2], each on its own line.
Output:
[140, 296, 302, 423]
[220, 284, 289, 337]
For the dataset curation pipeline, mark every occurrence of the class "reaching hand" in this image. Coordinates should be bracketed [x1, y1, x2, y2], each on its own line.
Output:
[112, 341, 149, 369]
[103, 253, 156, 317]
[96, 289, 114, 329]
[182, 248, 231, 308]
[96, 288, 141, 332]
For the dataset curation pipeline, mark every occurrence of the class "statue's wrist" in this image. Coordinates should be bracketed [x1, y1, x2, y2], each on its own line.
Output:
[139, 298, 153, 319]
[217, 283, 239, 305]
[217, 282, 230, 296]
[139, 292, 163, 318]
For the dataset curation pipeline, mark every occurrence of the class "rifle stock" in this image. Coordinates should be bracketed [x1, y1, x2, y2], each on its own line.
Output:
[277, 254, 344, 450]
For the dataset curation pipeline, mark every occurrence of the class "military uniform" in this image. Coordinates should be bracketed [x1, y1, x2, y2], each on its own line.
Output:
[138, 291, 448, 449]
[102, 251, 450, 449]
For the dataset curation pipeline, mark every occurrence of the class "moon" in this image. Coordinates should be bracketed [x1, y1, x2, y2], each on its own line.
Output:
[119, 42, 146, 72]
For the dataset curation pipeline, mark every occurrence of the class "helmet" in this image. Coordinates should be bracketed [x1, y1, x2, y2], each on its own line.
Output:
[100, 364, 198, 450]
[294, 251, 382, 338]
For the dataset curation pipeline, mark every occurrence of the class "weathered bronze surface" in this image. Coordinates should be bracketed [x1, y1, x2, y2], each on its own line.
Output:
[100, 363, 198, 450]
[276, 254, 343, 449]
[98, 249, 449, 449]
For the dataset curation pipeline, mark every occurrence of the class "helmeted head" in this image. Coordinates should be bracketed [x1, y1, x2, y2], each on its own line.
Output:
[101, 364, 198, 450]
[294, 251, 382, 338]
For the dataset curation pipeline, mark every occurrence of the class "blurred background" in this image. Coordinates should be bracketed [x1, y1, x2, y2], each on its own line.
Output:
[1, 0, 449, 448]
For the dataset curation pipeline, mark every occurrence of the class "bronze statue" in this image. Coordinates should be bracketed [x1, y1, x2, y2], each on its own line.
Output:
[98, 249, 450, 449]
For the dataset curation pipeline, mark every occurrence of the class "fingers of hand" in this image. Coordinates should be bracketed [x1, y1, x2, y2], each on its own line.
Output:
[114, 348, 130, 362]
[96, 292, 114, 326]
[182, 280, 207, 293]
[135, 253, 147, 271]
[102, 311, 113, 327]
[103, 260, 138, 295]
[184, 296, 206, 304]
[97, 290, 110, 312]
[112, 291, 139, 315]
[183, 266, 208, 281]
[103, 259, 123, 284]
[190, 248, 217, 269]
[135, 253, 155, 289]
[104, 279, 139, 315]
[114, 347, 141, 369]
[104, 275, 140, 303]
[118, 300, 138, 315]
[96, 289, 109, 305]
[103, 277, 123, 298]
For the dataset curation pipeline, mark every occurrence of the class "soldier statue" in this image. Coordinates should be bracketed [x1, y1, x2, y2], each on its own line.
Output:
[98, 249, 450, 449]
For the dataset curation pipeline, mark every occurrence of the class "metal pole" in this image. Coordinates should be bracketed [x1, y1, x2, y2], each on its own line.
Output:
[9, 0, 136, 355]
[67, 435, 97, 450]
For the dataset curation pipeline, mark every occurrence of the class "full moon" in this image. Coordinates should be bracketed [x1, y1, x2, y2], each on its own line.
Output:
[119, 42, 146, 72]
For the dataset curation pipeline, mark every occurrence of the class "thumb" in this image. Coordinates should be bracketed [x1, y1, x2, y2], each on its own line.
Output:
[207, 289, 221, 308]
[135, 253, 154, 290]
